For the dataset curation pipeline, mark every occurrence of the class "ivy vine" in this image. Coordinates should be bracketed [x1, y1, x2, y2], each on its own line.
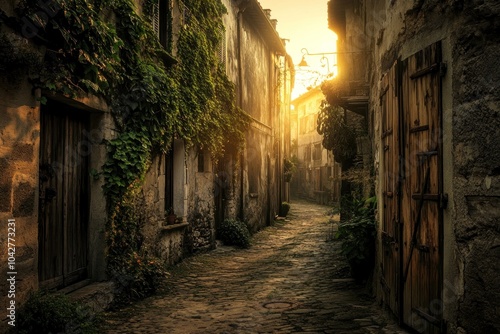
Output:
[5, 0, 249, 301]
[316, 100, 357, 164]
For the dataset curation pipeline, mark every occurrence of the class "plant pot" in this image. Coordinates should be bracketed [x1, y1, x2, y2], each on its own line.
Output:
[166, 214, 177, 225]
[348, 257, 374, 283]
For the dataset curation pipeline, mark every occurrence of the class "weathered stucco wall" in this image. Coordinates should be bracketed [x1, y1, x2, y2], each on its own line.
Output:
[222, 0, 282, 232]
[0, 81, 40, 316]
[187, 148, 216, 251]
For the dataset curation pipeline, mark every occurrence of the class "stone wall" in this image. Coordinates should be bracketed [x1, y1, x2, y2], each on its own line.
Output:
[448, 1, 500, 331]
[188, 149, 216, 251]
[222, 0, 282, 232]
[0, 81, 40, 315]
[367, 0, 500, 332]
[0, 72, 112, 328]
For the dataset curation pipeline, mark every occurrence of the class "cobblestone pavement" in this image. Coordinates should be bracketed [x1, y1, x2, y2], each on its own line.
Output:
[104, 200, 408, 334]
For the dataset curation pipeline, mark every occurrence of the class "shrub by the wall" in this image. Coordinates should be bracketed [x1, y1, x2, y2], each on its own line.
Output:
[13, 291, 101, 334]
[280, 202, 291, 217]
[217, 219, 251, 248]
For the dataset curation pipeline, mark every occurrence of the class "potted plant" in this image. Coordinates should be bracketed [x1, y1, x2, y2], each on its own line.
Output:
[336, 196, 377, 282]
[280, 202, 291, 217]
[283, 158, 296, 183]
[166, 207, 176, 225]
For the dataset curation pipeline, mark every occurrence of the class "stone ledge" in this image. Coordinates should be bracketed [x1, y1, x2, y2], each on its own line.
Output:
[66, 281, 115, 313]
[160, 222, 189, 232]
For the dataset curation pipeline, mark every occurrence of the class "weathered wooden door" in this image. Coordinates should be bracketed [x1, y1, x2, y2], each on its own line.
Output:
[380, 60, 400, 316]
[381, 42, 444, 333]
[214, 156, 228, 229]
[400, 42, 444, 333]
[38, 100, 90, 289]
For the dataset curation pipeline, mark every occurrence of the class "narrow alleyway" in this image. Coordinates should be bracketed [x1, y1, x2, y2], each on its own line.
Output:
[104, 201, 407, 334]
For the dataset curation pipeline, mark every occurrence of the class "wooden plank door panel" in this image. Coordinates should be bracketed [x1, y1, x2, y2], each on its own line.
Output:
[39, 101, 89, 289]
[401, 42, 443, 334]
[39, 108, 65, 285]
[64, 112, 89, 285]
[380, 60, 400, 315]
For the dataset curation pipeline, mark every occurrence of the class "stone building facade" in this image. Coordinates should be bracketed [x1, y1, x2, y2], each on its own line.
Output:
[0, 0, 292, 322]
[328, 0, 500, 333]
[221, 0, 292, 232]
[291, 87, 341, 204]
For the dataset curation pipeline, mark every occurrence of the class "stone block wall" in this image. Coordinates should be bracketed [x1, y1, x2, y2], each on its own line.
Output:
[0, 82, 40, 316]
[449, 1, 500, 331]
[368, 0, 500, 332]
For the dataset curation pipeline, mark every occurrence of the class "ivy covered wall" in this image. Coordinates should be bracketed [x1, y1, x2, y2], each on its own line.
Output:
[0, 0, 251, 308]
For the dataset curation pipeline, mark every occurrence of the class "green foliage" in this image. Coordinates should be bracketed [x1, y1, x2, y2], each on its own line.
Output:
[283, 158, 296, 182]
[107, 190, 168, 305]
[110, 250, 168, 306]
[12, 0, 249, 207]
[0, 33, 41, 84]
[336, 196, 377, 280]
[316, 101, 357, 164]
[13, 291, 101, 334]
[174, 0, 250, 156]
[218, 219, 251, 248]
[9, 0, 250, 303]
[280, 201, 291, 217]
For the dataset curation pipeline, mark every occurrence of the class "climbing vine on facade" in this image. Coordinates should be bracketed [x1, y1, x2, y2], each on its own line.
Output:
[316, 100, 357, 164]
[4, 0, 249, 301]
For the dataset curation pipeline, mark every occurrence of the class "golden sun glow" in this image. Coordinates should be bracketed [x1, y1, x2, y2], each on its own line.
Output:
[257, 0, 338, 98]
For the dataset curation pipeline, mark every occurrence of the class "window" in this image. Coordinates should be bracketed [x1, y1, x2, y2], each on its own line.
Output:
[248, 149, 261, 195]
[299, 105, 306, 116]
[216, 29, 227, 69]
[198, 149, 205, 172]
[300, 117, 307, 134]
[151, 0, 171, 50]
[313, 143, 322, 161]
[304, 144, 311, 162]
[197, 148, 211, 173]
[308, 115, 315, 133]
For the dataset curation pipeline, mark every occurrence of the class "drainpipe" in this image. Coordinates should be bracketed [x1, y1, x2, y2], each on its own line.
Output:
[237, 4, 246, 221]
[277, 55, 282, 211]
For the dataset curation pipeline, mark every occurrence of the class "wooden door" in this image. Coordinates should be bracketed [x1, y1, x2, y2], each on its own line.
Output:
[38, 100, 90, 289]
[380, 60, 400, 316]
[214, 155, 228, 229]
[400, 42, 444, 333]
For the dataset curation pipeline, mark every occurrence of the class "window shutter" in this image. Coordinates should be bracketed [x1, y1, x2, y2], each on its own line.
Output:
[217, 30, 227, 68]
[152, 1, 160, 38]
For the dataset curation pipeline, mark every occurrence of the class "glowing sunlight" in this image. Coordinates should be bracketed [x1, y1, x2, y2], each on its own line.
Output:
[257, 0, 338, 98]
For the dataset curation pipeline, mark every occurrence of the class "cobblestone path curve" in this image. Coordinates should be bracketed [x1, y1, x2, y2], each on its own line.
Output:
[104, 200, 407, 334]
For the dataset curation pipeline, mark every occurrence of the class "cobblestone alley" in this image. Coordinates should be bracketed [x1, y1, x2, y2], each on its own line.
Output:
[104, 200, 407, 334]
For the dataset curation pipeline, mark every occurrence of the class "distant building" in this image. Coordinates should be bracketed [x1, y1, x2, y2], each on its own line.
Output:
[291, 87, 341, 204]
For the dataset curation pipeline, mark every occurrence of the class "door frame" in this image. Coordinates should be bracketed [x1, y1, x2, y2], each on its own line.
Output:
[38, 99, 90, 290]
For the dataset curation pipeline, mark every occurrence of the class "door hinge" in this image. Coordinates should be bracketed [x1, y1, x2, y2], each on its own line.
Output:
[440, 193, 448, 209]
[439, 62, 447, 77]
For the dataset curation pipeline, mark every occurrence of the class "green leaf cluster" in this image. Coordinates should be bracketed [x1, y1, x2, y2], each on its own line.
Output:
[217, 219, 251, 248]
[316, 101, 357, 164]
[336, 196, 377, 280]
[174, 0, 250, 156]
[14, 291, 101, 334]
[283, 158, 296, 182]
[279, 201, 291, 217]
